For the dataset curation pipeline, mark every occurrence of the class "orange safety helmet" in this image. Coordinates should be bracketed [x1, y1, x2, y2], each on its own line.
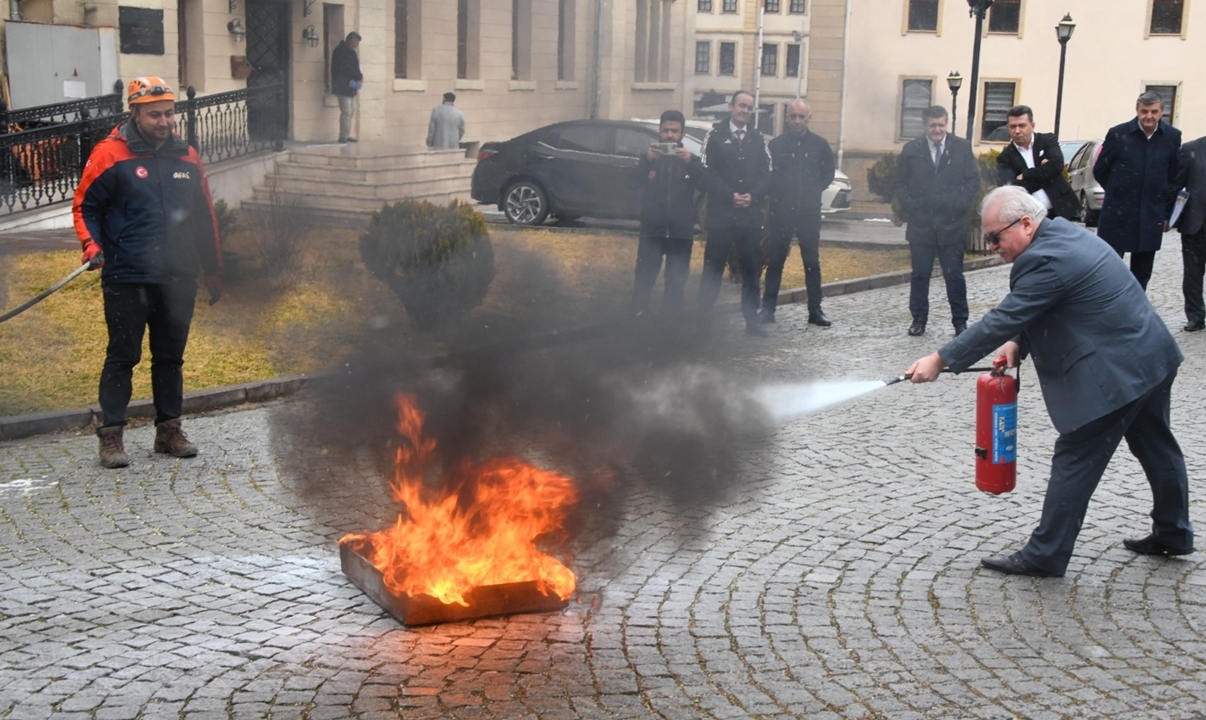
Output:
[127, 76, 176, 106]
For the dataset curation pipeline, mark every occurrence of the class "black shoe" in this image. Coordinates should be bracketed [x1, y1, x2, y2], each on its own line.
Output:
[1123, 534, 1195, 556]
[745, 323, 768, 337]
[345, 137, 357, 143]
[953, 322, 967, 336]
[1184, 320, 1205, 332]
[907, 320, 926, 336]
[339, 138, 348, 143]
[760, 309, 776, 324]
[808, 310, 832, 327]
[981, 551, 1063, 577]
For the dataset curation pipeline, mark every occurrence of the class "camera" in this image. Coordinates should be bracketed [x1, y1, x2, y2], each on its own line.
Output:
[654, 142, 678, 154]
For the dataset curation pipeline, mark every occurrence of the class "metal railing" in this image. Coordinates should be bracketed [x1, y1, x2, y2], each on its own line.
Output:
[0, 84, 285, 215]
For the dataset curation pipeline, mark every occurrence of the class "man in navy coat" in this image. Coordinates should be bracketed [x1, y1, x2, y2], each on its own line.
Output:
[1094, 91, 1182, 290]
[907, 186, 1194, 578]
[1172, 134, 1206, 331]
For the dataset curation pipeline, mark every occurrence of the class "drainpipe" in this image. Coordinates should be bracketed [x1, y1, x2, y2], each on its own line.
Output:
[592, 0, 606, 119]
[836, 0, 852, 170]
[752, 4, 763, 131]
[9, 0, 20, 20]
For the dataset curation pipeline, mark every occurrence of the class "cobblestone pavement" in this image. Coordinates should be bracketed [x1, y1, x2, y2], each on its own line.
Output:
[3, 244, 1205, 719]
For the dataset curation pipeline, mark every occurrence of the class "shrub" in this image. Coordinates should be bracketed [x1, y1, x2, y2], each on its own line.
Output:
[359, 200, 495, 333]
[866, 152, 907, 225]
[212, 198, 241, 240]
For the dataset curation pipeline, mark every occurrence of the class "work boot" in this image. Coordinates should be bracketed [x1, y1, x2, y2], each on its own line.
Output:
[97, 426, 129, 469]
[154, 418, 198, 458]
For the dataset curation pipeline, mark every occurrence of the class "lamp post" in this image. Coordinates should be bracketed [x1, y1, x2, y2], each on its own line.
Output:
[1053, 13, 1076, 140]
[965, 0, 994, 141]
[947, 71, 963, 134]
[792, 29, 805, 99]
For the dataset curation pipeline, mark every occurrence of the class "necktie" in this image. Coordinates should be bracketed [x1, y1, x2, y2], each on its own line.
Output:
[735, 130, 744, 147]
[933, 142, 942, 168]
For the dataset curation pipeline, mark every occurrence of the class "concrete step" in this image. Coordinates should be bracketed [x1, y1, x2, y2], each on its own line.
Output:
[272, 161, 474, 184]
[286, 147, 474, 171]
[254, 174, 470, 202]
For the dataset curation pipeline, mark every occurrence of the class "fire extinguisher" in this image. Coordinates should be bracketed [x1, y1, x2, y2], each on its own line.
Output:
[975, 355, 1019, 494]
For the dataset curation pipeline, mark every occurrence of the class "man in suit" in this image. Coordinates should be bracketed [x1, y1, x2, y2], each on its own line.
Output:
[895, 105, 981, 337]
[331, 32, 363, 143]
[995, 105, 1078, 221]
[762, 98, 836, 327]
[1172, 135, 1206, 331]
[1094, 91, 1182, 290]
[426, 92, 465, 150]
[698, 90, 772, 338]
[907, 186, 1194, 578]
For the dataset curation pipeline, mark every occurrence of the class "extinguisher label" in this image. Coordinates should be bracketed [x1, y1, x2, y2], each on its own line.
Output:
[993, 402, 1018, 464]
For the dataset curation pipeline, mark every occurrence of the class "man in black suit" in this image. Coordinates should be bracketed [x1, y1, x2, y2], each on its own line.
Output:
[698, 90, 772, 337]
[895, 105, 980, 337]
[908, 186, 1193, 578]
[995, 105, 1078, 221]
[1173, 135, 1206, 331]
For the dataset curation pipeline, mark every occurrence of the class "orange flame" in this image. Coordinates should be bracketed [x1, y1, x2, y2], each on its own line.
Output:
[340, 393, 578, 606]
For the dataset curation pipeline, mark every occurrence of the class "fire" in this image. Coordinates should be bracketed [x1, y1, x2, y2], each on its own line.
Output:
[339, 393, 578, 607]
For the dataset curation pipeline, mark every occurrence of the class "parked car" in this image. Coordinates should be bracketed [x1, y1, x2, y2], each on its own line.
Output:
[1058, 139, 1089, 168]
[472, 119, 850, 226]
[1066, 138, 1105, 226]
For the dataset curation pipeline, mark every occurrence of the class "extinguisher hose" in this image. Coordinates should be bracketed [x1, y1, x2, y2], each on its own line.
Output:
[883, 366, 996, 386]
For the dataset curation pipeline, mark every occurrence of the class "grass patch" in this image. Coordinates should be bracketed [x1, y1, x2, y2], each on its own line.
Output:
[0, 225, 911, 416]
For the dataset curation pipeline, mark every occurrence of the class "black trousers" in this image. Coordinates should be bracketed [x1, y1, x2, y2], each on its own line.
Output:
[1181, 230, 1206, 323]
[1116, 249, 1157, 290]
[1019, 370, 1193, 575]
[698, 224, 761, 329]
[99, 280, 197, 428]
[632, 234, 693, 319]
[908, 242, 968, 325]
[764, 214, 822, 315]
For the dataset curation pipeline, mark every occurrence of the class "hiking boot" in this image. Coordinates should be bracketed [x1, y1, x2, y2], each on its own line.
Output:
[97, 426, 129, 469]
[154, 418, 198, 458]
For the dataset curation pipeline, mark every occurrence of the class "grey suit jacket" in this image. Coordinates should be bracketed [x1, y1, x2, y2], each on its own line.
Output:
[938, 217, 1182, 434]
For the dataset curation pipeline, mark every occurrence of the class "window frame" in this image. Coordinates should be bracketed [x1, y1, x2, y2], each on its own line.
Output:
[979, 79, 1019, 142]
[698, 0, 713, 11]
[904, 0, 940, 34]
[789, 0, 806, 13]
[695, 40, 711, 75]
[761, 43, 778, 77]
[1144, 83, 1180, 126]
[785, 43, 801, 78]
[897, 76, 934, 141]
[765, 0, 780, 12]
[722, 0, 738, 14]
[1147, 0, 1188, 37]
[719, 41, 737, 75]
[986, 0, 1021, 35]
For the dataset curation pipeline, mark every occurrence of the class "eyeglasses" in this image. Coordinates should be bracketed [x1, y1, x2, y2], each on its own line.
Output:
[984, 216, 1023, 247]
[129, 84, 172, 102]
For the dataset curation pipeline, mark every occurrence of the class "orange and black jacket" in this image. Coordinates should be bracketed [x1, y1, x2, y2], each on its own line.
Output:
[73, 122, 221, 284]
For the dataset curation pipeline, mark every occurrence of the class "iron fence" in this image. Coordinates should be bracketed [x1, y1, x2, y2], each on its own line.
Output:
[0, 84, 285, 215]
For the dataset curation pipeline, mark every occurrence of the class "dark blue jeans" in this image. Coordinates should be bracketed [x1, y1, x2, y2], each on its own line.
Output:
[908, 241, 968, 325]
[764, 214, 822, 315]
[99, 280, 197, 428]
[698, 224, 761, 330]
[632, 234, 693, 319]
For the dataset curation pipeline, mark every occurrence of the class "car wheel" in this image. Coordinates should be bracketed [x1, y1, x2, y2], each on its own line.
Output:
[1081, 193, 1099, 227]
[503, 181, 550, 226]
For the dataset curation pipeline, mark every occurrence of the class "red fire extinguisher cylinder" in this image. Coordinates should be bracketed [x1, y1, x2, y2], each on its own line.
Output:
[975, 355, 1018, 494]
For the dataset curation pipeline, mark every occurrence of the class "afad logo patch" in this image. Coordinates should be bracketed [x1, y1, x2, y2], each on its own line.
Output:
[135, 166, 149, 179]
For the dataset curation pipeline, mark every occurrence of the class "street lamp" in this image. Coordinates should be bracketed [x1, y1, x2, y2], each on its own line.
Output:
[1053, 13, 1076, 140]
[792, 29, 805, 99]
[947, 71, 963, 134]
[965, 0, 994, 141]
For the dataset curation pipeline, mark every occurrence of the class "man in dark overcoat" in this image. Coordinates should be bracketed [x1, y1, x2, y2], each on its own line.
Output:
[1093, 91, 1182, 290]
[995, 105, 1078, 220]
[908, 186, 1193, 578]
[331, 32, 363, 143]
[1172, 134, 1206, 331]
[762, 98, 835, 327]
[894, 105, 980, 337]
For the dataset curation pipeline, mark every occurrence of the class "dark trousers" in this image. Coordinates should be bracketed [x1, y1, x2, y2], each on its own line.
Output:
[698, 224, 761, 329]
[99, 280, 197, 428]
[1116, 249, 1156, 290]
[908, 241, 968, 325]
[764, 215, 822, 315]
[1181, 230, 1206, 323]
[1019, 370, 1193, 575]
[632, 234, 693, 319]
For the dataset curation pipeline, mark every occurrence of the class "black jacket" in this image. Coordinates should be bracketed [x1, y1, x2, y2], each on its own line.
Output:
[996, 132, 1078, 220]
[1173, 136, 1206, 236]
[700, 122, 771, 229]
[767, 130, 835, 222]
[331, 41, 363, 98]
[639, 149, 705, 240]
[1094, 118, 1181, 253]
[895, 133, 980, 245]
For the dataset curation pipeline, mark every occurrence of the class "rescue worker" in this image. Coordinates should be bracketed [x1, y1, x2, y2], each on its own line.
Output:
[73, 77, 223, 469]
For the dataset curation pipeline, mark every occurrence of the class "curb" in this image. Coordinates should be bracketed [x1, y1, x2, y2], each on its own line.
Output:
[0, 254, 1003, 444]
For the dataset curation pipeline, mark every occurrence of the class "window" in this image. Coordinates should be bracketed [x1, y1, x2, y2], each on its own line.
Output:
[457, 0, 480, 79]
[907, 0, 938, 32]
[558, 0, 575, 80]
[557, 125, 609, 154]
[695, 41, 711, 74]
[761, 44, 777, 76]
[789, 0, 806, 13]
[1150, 0, 1185, 34]
[615, 127, 656, 158]
[1145, 84, 1179, 126]
[765, 0, 780, 12]
[719, 42, 736, 75]
[755, 103, 775, 134]
[698, 0, 712, 10]
[723, 0, 738, 13]
[899, 78, 932, 139]
[395, 0, 408, 77]
[634, 0, 672, 82]
[980, 81, 1017, 141]
[512, 0, 531, 80]
[785, 43, 800, 77]
[988, 0, 1020, 33]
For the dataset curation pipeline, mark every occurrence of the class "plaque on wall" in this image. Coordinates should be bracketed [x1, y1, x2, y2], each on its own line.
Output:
[119, 7, 165, 55]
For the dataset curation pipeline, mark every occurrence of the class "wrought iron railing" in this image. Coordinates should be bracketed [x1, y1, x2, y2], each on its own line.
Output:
[0, 84, 285, 215]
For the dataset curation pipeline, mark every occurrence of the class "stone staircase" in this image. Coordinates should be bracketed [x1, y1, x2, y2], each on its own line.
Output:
[240, 144, 479, 227]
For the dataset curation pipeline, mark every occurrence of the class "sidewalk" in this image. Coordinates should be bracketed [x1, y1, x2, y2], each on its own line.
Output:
[1, 240, 1202, 719]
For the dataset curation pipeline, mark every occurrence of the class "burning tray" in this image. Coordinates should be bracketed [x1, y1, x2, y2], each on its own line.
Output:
[339, 538, 570, 626]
